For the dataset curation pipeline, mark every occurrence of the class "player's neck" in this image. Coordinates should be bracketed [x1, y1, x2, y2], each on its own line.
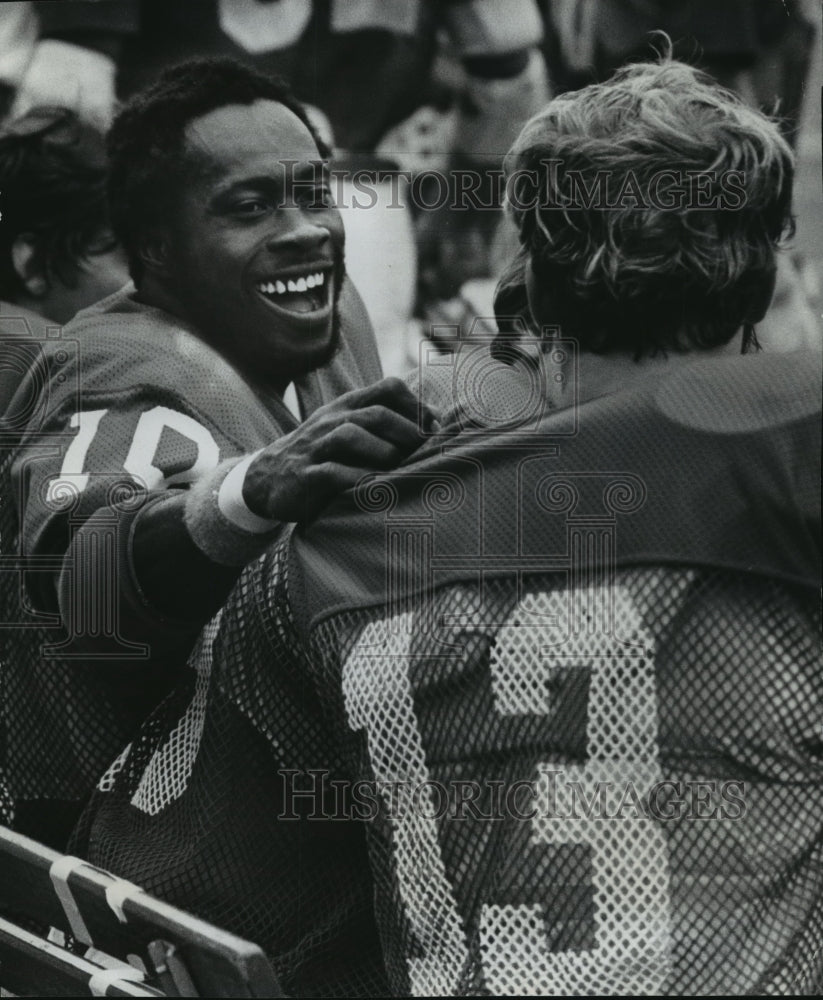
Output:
[134, 278, 194, 334]
[555, 330, 745, 408]
[135, 279, 290, 397]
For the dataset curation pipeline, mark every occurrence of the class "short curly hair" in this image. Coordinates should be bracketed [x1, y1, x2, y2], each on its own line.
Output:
[503, 57, 795, 355]
[107, 58, 331, 286]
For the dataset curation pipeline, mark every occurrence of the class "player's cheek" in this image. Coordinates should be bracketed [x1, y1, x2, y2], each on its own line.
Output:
[325, 208, 346, 252]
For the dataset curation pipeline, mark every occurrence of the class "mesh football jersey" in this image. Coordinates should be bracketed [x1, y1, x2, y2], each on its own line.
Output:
[0, 278, 380, 847]
[77, 350, 821, 996]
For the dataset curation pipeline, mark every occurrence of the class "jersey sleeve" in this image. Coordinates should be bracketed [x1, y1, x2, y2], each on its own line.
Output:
[6, 326, 285, 651]
[11, 376, 212, 597]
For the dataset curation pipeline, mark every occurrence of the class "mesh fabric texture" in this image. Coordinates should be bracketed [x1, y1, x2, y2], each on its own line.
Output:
[75, 349, 821, 995]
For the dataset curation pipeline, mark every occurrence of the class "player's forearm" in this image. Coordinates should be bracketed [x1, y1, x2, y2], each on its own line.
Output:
[56, 458, 284, 656]
[131, 491, 252, 625]
[50, 378, 433, 654]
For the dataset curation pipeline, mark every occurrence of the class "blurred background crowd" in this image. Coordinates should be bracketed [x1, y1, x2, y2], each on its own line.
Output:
[0, 0, 820, 378]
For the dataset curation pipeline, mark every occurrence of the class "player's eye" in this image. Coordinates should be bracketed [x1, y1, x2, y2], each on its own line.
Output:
[232, 198, 270, 217]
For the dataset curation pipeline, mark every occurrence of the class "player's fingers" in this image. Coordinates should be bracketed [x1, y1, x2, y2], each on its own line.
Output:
[334, 377, 440, 430]
[314, 422, 407, 469]
[345, 405, 430, 450]
[335, 376, 411, 409]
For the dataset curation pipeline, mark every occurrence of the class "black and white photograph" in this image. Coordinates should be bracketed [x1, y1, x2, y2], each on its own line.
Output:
[0, 1, 821, 996]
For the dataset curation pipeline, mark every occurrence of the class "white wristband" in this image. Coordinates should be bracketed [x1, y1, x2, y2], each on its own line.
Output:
[184, 454, 282, 567]
[217, 450, 279, 533]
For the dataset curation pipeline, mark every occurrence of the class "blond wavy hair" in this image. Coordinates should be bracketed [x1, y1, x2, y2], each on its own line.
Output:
[502, 56, 794, 355]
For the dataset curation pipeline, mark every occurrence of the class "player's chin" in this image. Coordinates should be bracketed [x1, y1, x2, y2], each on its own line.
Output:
[278, 321, 340, 379]
[304, 322, 340, 372]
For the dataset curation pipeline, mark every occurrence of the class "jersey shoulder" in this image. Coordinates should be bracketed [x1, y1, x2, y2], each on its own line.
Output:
[6, 287, 292, 454]
[65, 287, 263, 408]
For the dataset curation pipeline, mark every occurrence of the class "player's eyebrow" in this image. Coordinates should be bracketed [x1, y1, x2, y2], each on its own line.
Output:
[208, 161, 330, 203]
[211, 175, 282, 195]
[206, 175, 285, 212]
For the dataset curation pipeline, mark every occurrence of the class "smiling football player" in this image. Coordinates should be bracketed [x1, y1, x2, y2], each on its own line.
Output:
[0, 58, 437, 850]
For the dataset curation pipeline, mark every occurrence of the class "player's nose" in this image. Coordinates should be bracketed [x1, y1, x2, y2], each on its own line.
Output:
[267, 217, 332, 258]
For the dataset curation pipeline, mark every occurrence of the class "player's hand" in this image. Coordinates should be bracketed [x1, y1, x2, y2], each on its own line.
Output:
[242, 377, 440, 523]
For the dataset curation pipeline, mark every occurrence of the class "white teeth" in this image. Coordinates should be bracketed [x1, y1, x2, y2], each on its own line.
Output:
[258, 271, 328, 298]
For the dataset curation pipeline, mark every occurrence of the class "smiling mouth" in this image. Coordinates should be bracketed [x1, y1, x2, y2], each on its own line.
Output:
[255, 269, 331, 316]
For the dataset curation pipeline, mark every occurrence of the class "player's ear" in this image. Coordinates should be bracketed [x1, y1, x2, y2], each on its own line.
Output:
[11, 233, 48, 297]
[138, 227, 172, 278]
